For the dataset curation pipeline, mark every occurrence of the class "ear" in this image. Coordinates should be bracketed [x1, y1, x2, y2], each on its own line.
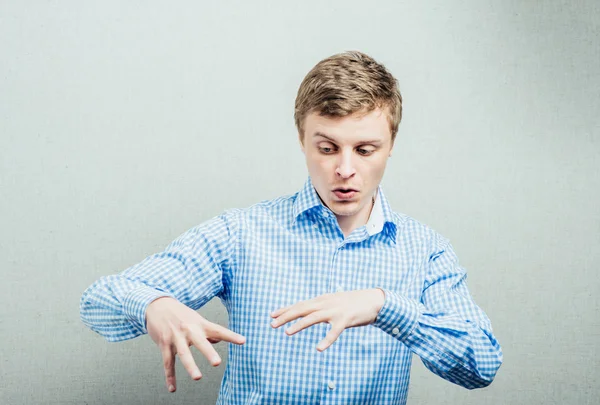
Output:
[298, 132, 305, 154]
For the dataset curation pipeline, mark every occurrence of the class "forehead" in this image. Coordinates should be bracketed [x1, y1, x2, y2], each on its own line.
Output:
[304, 108, 391, 143]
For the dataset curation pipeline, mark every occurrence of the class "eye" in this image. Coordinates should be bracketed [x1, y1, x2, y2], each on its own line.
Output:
[357, 147, 374, 156]
[318, 144, 337, 154]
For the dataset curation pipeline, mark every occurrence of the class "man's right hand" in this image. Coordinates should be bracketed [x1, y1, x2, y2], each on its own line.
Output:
[145, 297, 246, 393]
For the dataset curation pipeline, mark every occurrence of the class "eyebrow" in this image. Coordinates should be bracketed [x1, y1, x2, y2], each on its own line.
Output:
[313, 131, 383, 145]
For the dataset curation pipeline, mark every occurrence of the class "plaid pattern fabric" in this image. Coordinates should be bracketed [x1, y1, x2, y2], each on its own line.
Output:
[80, 177, 502, 404]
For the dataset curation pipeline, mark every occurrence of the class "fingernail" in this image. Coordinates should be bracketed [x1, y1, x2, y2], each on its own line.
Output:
[168, 385, 175, 392]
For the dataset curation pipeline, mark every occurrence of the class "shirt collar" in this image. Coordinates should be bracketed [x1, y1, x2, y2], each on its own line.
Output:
[292, 177, 324, 219]
[293, 177, 398, 243]
[365, 189, 384, 236]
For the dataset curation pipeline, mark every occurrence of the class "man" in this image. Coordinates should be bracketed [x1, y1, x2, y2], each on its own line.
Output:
[80, 51, 502, 404]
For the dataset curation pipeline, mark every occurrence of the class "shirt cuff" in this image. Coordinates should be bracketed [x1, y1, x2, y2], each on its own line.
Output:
[123, 286, 175, 333]
[372, 288, 420, 341]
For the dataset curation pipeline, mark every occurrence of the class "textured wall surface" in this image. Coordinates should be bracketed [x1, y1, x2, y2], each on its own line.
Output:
[1, 1, 598, 404]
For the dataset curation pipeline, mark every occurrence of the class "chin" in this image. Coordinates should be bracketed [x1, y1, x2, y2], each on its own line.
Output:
[329, 202, 360, 217]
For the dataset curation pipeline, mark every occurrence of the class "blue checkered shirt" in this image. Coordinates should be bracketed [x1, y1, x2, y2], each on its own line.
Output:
[80, 177, 502, 404]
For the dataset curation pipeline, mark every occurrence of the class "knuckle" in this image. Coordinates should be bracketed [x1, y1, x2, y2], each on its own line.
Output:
[157, 330, 173, 345]
[178, 321, 192, 333]
[177, 350, 191, 362]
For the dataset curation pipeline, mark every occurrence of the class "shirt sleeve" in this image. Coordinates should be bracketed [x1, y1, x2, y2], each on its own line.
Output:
[79, 210, 239, 342]
[373, 233, 503, 389]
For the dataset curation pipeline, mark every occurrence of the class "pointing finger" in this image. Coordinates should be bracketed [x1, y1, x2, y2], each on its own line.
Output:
[271, 302, 318, 328]
[270, 305, 291, 318]
[205, 322, 246, 345]
[271, 296, 318, 318]
[285, 311, 328, 336]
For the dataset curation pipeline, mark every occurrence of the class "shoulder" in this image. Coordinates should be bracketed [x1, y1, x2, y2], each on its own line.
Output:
[219, 192, 298, 226]
[390, 210, 450, 252]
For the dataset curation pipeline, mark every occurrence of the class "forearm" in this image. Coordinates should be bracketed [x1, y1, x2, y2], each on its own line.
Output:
[80, 256, 224, 341]
[80, 216, 235, 341]
[405, 307, 502, 388]
[79, 274, 174, 342]
[373, 289, 502, 388]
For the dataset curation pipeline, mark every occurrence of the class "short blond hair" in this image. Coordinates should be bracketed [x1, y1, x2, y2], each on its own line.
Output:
[294, 51, 403, 142]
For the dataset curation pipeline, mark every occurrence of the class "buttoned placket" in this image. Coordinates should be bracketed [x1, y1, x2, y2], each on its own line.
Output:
[319, 237, 348, 403]
[315, 197, 385, 403]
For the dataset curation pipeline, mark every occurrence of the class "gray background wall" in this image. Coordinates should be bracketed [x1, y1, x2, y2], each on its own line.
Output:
[1, 1, 598, 404]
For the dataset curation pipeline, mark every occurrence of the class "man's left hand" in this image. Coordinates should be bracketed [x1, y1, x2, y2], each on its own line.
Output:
[270, 288, 385, 351]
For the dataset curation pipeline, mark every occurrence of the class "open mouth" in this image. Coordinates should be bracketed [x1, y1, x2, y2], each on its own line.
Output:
[333, 188, 358, 200]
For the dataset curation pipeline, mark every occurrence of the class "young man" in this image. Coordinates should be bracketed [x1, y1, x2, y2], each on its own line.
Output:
[80, 51, 502, 404]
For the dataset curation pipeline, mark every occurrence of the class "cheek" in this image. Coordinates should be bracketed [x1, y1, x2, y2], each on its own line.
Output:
[363, 157, 388, 178]
[307, 155, 334, 173]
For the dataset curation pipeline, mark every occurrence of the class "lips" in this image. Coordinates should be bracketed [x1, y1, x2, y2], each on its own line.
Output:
[333, 188, 358, 200]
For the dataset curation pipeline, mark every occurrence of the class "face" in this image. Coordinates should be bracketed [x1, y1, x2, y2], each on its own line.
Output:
[300, 108, 394, 231]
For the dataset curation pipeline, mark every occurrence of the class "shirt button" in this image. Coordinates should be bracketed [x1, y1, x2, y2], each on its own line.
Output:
[392, 327, 400, 335]
[328, 381, 336, 390]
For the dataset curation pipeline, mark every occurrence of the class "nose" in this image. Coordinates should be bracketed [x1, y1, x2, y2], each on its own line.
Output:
[335, 150, 356, 179]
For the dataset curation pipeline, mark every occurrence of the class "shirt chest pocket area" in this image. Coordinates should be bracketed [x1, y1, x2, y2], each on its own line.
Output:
[344, 254, 416, 295]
